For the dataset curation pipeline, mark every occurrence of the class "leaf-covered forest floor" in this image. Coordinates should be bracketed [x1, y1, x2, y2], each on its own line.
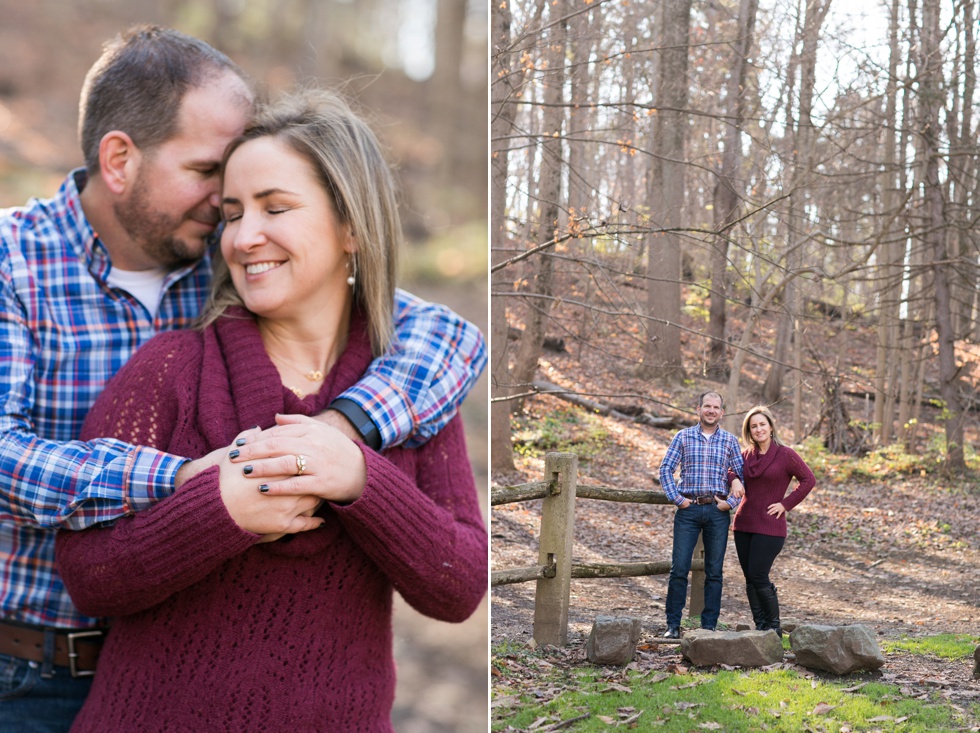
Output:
[492, 302, 980, 713]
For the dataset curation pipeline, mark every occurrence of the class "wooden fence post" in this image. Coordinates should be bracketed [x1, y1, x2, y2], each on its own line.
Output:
[688, 535, 705, 618]
[532, 452, 577, 646]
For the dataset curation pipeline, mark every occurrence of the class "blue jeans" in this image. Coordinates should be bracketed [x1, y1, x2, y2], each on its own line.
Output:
[665, 503, 731, 628]
[0, 654, 90, 733]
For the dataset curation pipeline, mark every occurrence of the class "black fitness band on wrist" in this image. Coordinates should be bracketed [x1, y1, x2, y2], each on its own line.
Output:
[329, 398, 383, 451]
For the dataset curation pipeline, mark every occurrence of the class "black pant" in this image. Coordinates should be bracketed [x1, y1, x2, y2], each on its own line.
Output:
[733, 531, 785, 589]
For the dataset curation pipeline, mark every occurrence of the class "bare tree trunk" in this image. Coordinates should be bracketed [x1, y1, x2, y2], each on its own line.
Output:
[511, 15, 567, 391]
[873, 0, 904, 446]
[949, 0, 976, 338]
[430, 0, 467, 189]
[639, 0, 692, 380]
[895, 37, 919, 447]
[707, 0, 759, 380]
[761, 8, 800, 406]
[490, 0, 516, 472]
[919, 0, 965, 470]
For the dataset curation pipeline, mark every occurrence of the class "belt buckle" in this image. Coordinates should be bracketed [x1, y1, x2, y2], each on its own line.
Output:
[67, 630, 103, 678]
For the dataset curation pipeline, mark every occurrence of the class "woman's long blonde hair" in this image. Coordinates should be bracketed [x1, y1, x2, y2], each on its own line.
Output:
[201, 88, 399, 356]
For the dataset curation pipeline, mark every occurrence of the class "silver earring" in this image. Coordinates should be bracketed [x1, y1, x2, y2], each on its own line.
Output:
[346, 255, 357, 287]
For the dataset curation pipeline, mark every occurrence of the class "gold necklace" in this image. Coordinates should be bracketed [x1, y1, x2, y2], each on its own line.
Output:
[268, 353, 325, 397]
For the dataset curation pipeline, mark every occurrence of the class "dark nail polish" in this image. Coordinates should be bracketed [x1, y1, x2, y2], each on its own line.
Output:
[259, 484, 269, 493]
[235, 438, 247, 447]
[243, 465, 253, 475]
[228, 449, 240, 459]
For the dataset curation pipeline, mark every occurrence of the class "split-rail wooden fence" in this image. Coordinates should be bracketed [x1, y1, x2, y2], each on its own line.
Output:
[491, 452, 705, 646]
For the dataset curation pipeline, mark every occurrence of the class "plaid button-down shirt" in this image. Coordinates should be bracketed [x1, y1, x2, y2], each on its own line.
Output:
[659, 423, 744, 508]
[0, 170, 485, 628]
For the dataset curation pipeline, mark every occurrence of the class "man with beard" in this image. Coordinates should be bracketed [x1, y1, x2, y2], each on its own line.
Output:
[0, 26, 485, 731]
[658, 391, 745, 638]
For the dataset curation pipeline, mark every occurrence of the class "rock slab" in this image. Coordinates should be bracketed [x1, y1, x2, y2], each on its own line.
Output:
[680, 629, 783, 668]
[586, 616, 642, 666]
[790, 624, 885, 675]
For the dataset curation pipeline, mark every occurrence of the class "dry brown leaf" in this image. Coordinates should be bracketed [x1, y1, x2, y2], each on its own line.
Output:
[620, 711, 644, 725]
[599, 683, 632, 694]
[491, 695, 521, 709]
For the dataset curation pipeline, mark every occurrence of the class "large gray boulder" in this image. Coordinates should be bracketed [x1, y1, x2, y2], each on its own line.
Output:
[680, 629, 784, 668]
[585, 616, 643, 666]
[790, 624, 885, 675]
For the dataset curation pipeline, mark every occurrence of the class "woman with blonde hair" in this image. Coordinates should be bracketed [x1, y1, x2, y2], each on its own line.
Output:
[56, 89, 487, 732]
[730, 405, 815, 635]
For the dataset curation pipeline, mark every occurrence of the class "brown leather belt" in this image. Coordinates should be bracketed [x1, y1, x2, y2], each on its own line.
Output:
[684, 494, 724, 505]
[0, 621, 104, 677]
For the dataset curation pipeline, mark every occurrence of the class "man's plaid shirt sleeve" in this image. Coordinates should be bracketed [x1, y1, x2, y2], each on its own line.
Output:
[335, 288, 486, 449]
[725, 433, 745, 510]
[659, 432, 684, 505]
[0, 283, 183, 529]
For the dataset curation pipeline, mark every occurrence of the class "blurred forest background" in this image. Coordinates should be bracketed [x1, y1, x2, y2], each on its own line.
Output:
[0, 1, 488, 731]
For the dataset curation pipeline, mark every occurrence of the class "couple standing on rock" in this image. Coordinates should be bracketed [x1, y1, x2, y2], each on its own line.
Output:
[658, 391, 816, 639]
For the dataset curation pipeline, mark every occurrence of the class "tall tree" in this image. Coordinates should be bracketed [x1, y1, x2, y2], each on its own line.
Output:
[706, 0, 759, 380]
[490, 0, 517, 472]
[872, 0, 904, 446]
[638, 0, 693, 380]
[510, 7, 568, 392]
[762, 0, 831, 430]
[918, 0, 966, 470]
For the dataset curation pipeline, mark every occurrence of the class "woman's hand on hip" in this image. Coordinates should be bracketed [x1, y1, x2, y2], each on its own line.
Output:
[766, 502, 786, 518]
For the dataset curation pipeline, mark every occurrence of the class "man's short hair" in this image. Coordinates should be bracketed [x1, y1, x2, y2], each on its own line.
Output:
[698, 391, 724, 409]
[78, 24, 251, 172]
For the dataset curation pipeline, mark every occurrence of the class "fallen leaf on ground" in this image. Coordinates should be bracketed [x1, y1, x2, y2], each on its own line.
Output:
[599, 683, 632, 694]
[620, 711, 644, 725]
[812, 702, 837, 715]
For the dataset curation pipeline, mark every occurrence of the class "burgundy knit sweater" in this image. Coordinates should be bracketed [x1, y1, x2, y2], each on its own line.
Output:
[55, 308, 488, 733]
[731, 443, 815, 538]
